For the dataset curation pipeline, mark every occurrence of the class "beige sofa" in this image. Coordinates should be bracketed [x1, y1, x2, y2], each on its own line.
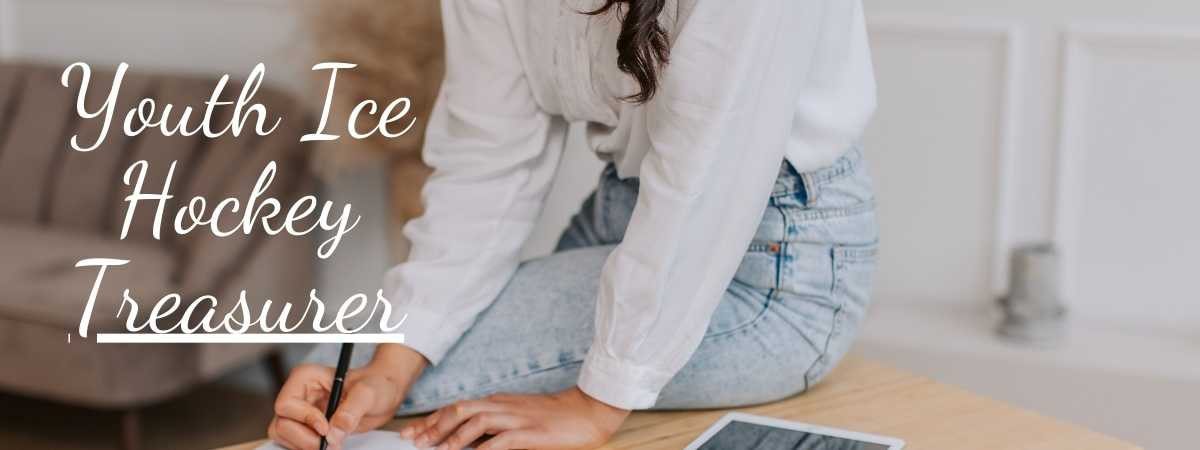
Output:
[0, 63, 316, 450]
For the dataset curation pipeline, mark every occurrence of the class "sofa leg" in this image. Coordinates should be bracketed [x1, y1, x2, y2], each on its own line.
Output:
[120, 409, 142, 450]
[266, 349, 288, 393]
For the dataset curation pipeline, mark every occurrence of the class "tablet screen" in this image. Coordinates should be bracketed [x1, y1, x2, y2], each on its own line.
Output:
[696, 420, 892, 450]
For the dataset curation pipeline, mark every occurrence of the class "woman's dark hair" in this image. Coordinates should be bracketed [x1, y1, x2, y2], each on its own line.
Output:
[586, 0, 670, 103]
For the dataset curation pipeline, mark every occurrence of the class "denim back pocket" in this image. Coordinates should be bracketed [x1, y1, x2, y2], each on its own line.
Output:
[706, 237, 781, 340]
[803, 241, 879, 386]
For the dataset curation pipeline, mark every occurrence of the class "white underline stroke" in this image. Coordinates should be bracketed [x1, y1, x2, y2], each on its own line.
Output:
[94, 333, 406, 344]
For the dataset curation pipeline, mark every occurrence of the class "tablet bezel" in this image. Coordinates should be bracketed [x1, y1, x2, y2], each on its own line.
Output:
[684, 412, 906, 450]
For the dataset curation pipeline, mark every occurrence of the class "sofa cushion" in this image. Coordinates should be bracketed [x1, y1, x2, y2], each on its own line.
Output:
[0, 222, 204, 407]
[0, 317, 200, 408]
[0, 61, 316, 409]
[0, 222, 177, 332]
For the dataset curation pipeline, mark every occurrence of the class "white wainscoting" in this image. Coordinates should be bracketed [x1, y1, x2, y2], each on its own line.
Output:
[1055, 23, 1200, 336]
[863, 15, 1022, 306]
[858, 16, 1200, 450]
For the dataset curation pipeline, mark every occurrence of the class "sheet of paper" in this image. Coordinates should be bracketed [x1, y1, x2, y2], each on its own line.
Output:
[256, 430, 462, 450]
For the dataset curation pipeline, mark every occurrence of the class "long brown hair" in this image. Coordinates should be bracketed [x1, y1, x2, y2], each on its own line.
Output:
[587, 0, 670, 103]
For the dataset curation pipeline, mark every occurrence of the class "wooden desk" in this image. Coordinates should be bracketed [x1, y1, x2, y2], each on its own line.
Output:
[221, 356, 1140, 450]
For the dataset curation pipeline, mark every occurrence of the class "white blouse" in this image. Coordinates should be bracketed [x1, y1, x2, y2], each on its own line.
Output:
[384, 0, 877, 409]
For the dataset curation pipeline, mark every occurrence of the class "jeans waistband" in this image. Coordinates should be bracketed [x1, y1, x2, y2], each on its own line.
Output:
[773, 146, 864, 201]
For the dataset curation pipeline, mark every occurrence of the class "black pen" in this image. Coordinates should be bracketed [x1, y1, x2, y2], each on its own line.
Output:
[320, 343, 355, 450]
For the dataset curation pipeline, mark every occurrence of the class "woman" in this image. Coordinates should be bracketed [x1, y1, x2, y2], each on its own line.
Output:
[269, 0, 878, 449]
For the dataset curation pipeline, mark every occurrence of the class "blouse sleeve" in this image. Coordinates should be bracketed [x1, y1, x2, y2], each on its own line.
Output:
[383, 0, 567, 365]
[577, 0, 832, 409]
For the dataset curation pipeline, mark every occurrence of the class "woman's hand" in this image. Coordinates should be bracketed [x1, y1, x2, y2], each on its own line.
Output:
[268, 344, 427, 450]
[399, 387, 630, 450]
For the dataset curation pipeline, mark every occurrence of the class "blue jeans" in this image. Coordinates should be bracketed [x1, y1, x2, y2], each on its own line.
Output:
[308, 148, 879, 413]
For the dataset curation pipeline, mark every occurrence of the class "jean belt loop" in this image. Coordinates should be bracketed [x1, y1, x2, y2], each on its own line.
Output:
[799, 170, 818, 207]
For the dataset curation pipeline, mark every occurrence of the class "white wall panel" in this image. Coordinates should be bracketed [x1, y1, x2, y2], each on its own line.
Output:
[1056, 24, 1200, 335]
[864, 16, 1020, 306]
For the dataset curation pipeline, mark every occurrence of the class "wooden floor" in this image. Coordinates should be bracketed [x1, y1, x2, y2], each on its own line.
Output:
[223, 355, 1141, 450]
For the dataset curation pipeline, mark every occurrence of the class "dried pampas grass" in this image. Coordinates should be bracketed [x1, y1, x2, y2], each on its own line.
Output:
[306, 0, 444, 164]
[305, 0, 445, 260]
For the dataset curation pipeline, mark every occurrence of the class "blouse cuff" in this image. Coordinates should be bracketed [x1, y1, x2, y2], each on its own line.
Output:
[395, 304, 463, 366]
[577, 350, 673, 410]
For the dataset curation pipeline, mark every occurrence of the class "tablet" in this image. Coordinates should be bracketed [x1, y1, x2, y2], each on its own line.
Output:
[686, 412, 905, 450]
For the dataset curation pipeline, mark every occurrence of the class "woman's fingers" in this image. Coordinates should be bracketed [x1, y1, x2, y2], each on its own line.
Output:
[476, 429, 540, 450]
[271, 364, 335, 443]
[280, 365, 335, 416]
[327, 382, 379, 446]
[399, 409, 438, 440]
[274, 397, 330, 436]
[440, 413, 527, 450]
[403, 389, 623, 449]
[270, 416, 323, 450]
[281, 364, 334, 399]
[266, 418, 284, 447]
[415, 400, 504, 447]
